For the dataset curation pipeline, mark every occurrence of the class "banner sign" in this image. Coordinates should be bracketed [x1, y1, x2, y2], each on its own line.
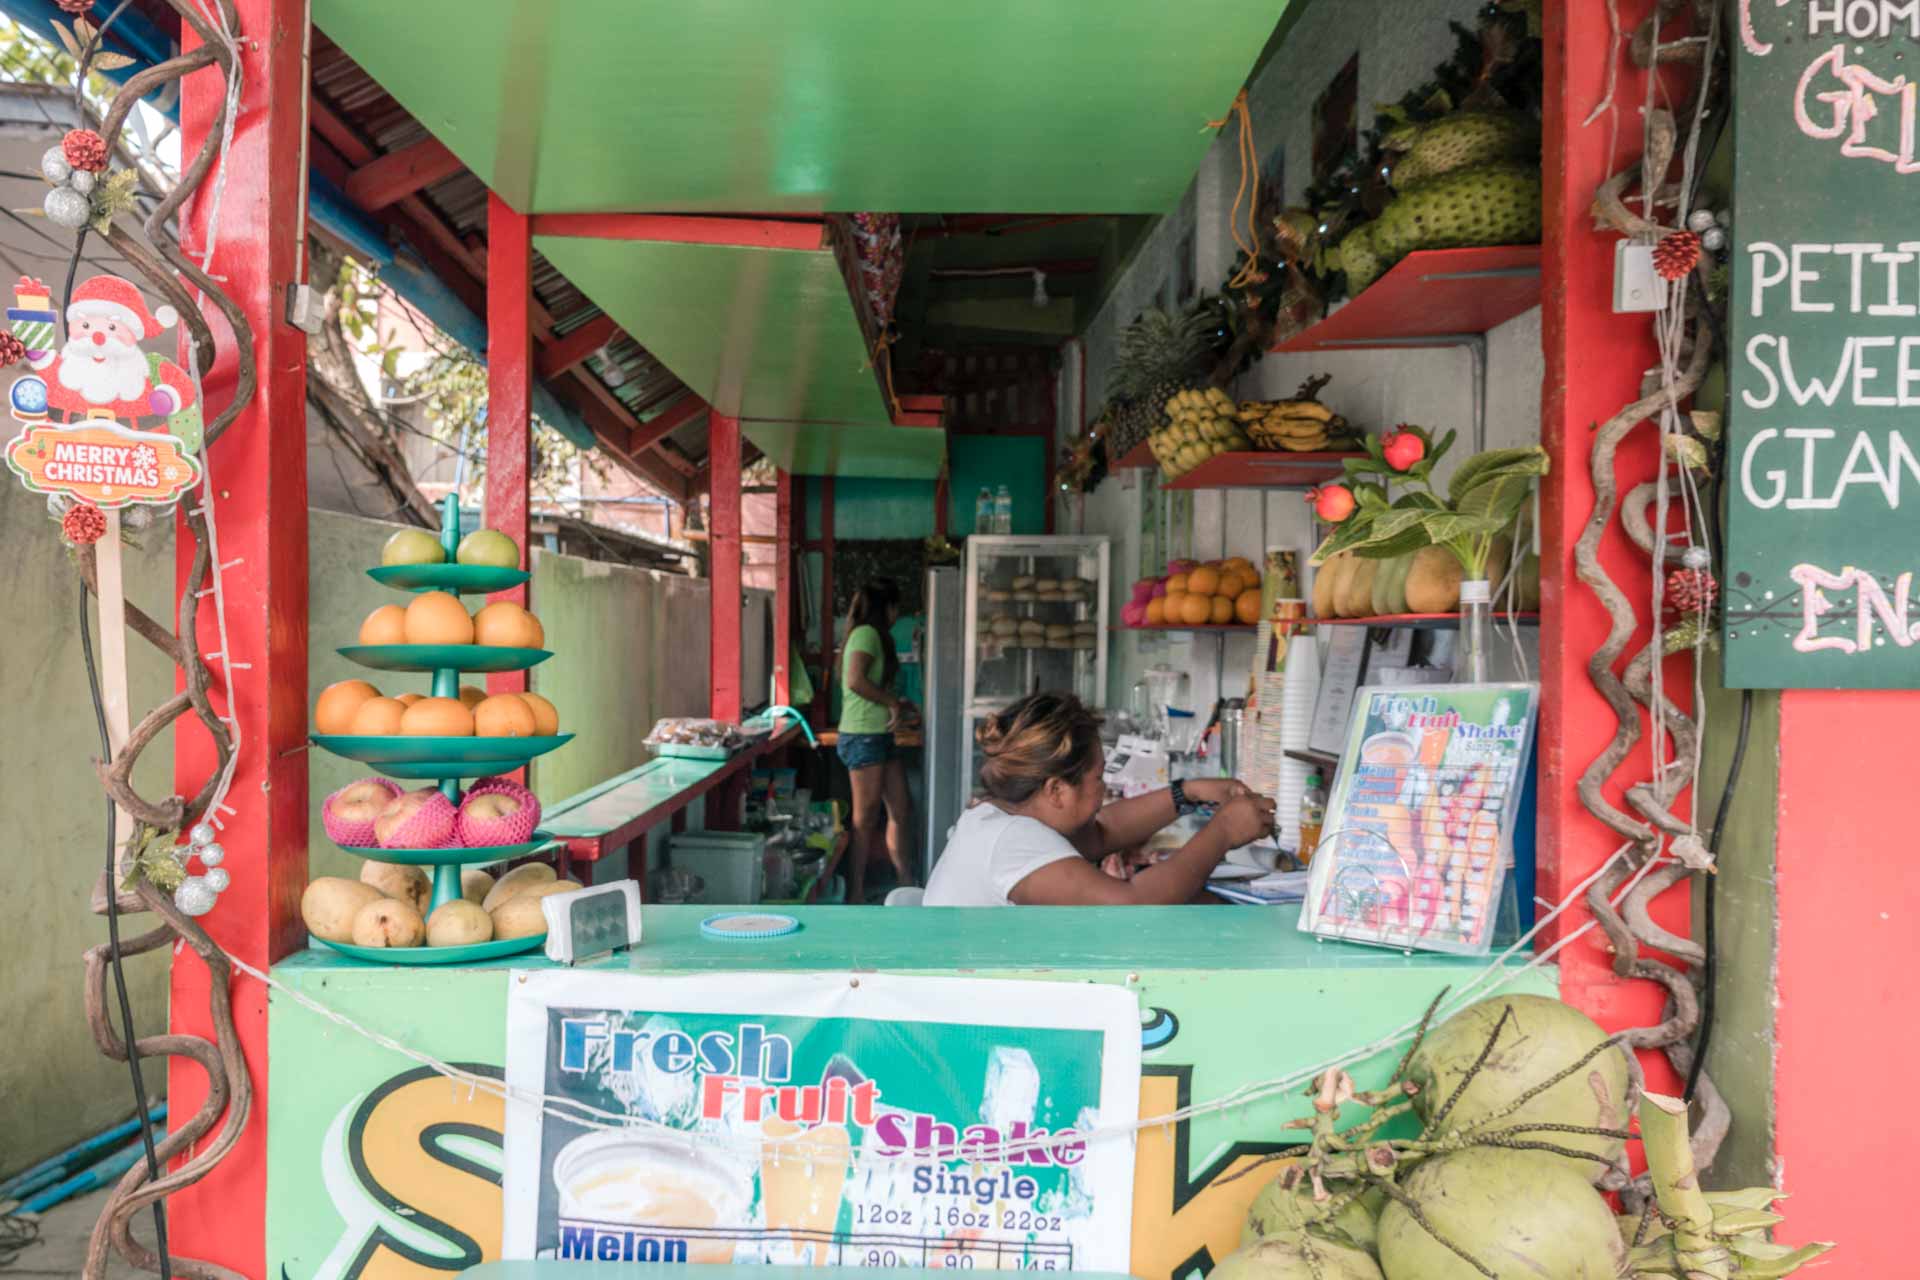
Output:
[1727, 2, 1920, 686]
[1300, 682, 1538, 956]
[503, 971, 1139, 1270]
[5, 413, 200, 508]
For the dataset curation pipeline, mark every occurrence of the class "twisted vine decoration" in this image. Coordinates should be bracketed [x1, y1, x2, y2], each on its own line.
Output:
[44, 3, 261, 1275]
[1574, 0, 1731, 1198]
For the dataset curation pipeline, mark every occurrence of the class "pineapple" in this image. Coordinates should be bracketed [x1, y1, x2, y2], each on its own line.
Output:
[1106, 301, 1218, 458]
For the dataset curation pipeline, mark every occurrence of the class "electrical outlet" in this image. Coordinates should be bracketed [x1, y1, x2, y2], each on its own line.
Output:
[1613, 241, 1669, 313]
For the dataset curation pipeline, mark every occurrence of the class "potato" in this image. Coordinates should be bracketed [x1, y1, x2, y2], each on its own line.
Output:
[426, 899, 493, 947]
[301, 877, 383, 944]
[351, 897, 425, 948]
[523, 878, 583, 901]
[359, 860, 430, 914]
[482, 862, 556, 912]
[460, 867, 496, 904]
[490, 895, 551, 940]
[1337, 557, 1379, 619]
[1404, 545, 1466, 613]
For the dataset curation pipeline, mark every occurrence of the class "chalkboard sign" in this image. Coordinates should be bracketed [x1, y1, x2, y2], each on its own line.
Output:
[1727, 5, 1920, 687]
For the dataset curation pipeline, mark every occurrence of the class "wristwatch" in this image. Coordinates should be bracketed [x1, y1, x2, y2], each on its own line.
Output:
[1169, 779, 1199, 817]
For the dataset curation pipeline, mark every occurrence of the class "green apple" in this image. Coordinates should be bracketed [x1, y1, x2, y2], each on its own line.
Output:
[382, 528, 446, 566]
[456, 528, 520, 568]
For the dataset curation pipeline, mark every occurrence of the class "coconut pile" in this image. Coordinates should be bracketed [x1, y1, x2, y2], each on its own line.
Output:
[1218, 994, 1832, 1280]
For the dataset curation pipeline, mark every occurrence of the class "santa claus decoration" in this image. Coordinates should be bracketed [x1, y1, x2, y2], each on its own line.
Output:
[31, 274, 201, 444]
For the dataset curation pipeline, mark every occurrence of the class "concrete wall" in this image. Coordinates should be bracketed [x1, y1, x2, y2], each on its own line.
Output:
[1069, 0, 1543, 714]
[5, 499, 746, 1172]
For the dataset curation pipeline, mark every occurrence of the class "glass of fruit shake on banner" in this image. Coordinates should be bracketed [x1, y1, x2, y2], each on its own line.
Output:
[760, 1117, 852, 1264]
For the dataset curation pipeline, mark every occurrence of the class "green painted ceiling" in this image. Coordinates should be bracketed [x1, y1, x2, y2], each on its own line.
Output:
[312, 0, 1285, 214]
[741, 422, 947, 479]
[535, 233, 888, 426]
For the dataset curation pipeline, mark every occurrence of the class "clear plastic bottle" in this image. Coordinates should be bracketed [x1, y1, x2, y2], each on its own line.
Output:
[1298, 772, 1328, 864]
[993, 484, 1013, 534]
[975, 486, 994, 535]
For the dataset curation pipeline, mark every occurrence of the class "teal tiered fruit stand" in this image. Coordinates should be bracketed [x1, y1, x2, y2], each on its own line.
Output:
[309, 496, 573, 965]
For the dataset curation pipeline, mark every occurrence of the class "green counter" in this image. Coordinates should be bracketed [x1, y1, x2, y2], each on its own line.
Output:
[267, 905, 1555, 1280]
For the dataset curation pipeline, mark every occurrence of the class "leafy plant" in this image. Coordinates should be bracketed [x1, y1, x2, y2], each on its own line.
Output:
[1308, 426, 1547, 580]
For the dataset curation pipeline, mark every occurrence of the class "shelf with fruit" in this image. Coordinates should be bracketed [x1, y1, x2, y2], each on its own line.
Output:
[1120, 557, 1266, 630]
[303, 495, 575, 965]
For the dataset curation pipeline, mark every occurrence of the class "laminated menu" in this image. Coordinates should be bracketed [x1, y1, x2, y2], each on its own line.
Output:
[1298, 683, 1538, 956]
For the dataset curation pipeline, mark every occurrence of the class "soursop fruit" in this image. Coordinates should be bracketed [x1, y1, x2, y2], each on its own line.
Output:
[1367, 162, 1542, 261]
[1387, 111, 1538, 188]
[1333, 223, 1388, 295]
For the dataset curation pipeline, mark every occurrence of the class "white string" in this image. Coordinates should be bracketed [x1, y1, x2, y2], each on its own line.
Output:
[222, 847, 1661, 1168]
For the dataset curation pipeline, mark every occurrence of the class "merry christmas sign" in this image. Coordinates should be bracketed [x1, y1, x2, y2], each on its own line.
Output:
[5, 273, 202, 508]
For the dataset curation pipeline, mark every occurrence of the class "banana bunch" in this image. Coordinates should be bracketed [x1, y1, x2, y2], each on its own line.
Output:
[1244, 374, 1354, 452]
[1149, 385, 1252, 480]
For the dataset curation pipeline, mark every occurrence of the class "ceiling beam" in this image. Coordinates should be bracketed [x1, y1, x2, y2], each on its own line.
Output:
[630, 393, 709, 454]
[531, 214, 827, 251]
[536, 313, 619, 380]
[915, 214, 1096, 240]
[343, 136, 465, 211]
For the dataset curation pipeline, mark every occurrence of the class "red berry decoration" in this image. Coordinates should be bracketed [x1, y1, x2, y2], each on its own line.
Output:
[62, 128, 108, 173]
[63, 502, 108, 545]
[0, 332, 24, 368]
[1382, 428, 1426, 471]
[56, 0, 93, 12]
[1652, 231, 1702, 282]
[1665, 567, 1718, 614]
[1308, 484, 1357, 523]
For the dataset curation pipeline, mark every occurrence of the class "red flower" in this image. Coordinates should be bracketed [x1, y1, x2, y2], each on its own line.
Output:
[1665, 567, 1718, 614]
[63, 502, 108, 545]
[62, 128, 108, 173]
[55, 0, 92, 12]
[1307, 484, 1356, 523]
[0, 333, 24, 368]
[1382, 428, 1426, 471]
[1652, 231, 1701, 282]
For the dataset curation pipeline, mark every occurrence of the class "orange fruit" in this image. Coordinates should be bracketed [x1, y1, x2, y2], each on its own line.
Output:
[517, 691, 560, 735]
[1145, 597, 1167, 626]
[314, 679, 381, 733]
[1226, 556, 1257, 577]
[1216, 570, 1245, 599]
[400, 697, 474, 737]
[473, 601, 545, 648]
[1209, 595, 1233, 624]
[1179, 594, 1212, 626]
[348, 696, 407, 735]
[403, 591, 474, 645]
[358, 604, 407, 645]
[1235, 588, 1262, 625]
[1166, 573, 1189, 597]
[457, 684, 487, 709]
[473, 693, 537, 737]
[396, 692, 424, 707]
[1187, 566, 1221, 597]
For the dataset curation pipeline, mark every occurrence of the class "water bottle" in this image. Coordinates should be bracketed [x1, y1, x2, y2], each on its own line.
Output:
[975, 487, 994, 535]
[993, 484, 1013, 535]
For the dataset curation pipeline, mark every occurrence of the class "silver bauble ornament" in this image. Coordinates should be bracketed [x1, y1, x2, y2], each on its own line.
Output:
[174, 875, 216, 917]
[1701, 227, 1728, 253]
[1716, 209, 1731, 229]
[197, 842, 225, 867]
[1682, 545, 1712, 570]
[69, 169, 96, 196]
[44, 186, 91, 229]
[1686, 209, 1716, 233]
[189, 822, 217, 847]
[204, 867, 231, 893]
[40, 146, 71, 184]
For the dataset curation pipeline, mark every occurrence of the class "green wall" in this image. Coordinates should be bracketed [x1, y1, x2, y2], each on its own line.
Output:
[3, 500, 718, 1174]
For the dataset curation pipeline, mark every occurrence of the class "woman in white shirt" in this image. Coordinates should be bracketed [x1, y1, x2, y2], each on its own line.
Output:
[924, 692, 1275, 906]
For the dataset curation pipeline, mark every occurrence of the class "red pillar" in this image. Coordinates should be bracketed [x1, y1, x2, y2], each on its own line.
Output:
[486, 191, 533, 699]
[774, 468, 793, 707]
[1539, 0, 1686, 1092]
[169, 0, 309, 1272]
[709, 411, 743, 723]
[816, 476, 835, 725]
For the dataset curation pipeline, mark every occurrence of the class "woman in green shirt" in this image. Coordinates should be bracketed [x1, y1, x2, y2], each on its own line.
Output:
[839, 581, 916, 903]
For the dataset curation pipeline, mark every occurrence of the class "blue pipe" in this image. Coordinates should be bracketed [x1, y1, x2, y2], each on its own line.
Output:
[14, 1132, 167, 1215]
[0, 1104, 166, 1201]
[2, 0, 602, 453]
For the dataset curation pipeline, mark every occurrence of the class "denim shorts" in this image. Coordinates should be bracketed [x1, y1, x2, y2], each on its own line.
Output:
[837, 732, 893, 770]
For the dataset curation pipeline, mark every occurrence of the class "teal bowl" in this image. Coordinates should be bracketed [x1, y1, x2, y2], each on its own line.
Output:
[337, 644, 551, 673]
[315, 933, 546, 966]
[366, 564, 530, 594]
[327, 837, 555, 867]
[310, 733, 572, 767]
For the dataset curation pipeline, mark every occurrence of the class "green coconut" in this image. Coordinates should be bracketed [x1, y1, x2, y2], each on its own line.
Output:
[1244, 1176, 1386, 1253]
[1377, 1149, 1623, 1280]
[1406, 995, 1632, 1180]
[1214, 1233, 1385, 1280]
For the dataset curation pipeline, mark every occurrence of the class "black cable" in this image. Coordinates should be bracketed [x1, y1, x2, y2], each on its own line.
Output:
[77, 588, 170, 1278]
[75, 575, 171, 1274]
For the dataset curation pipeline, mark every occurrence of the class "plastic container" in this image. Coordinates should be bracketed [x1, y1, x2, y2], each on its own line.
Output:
[666, 831, 768, 904]
[993, 484, 1013, 534]
[975, 487, 994, 535]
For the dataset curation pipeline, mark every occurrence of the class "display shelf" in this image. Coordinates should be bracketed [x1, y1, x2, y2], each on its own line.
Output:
[365, 563, 529, 594]
[1112, 624, 1256, 633]
[328, 838, 557, 868]
[337, 643, 552, 673]
[316, 934, 546, 966]
[311, 733, 573, 767]
[1272, 246, 1543, 353]
[1310, 612, 1540, 629]
[1112, 439, 1156, 469]
[1162, 451, 1365, 490]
